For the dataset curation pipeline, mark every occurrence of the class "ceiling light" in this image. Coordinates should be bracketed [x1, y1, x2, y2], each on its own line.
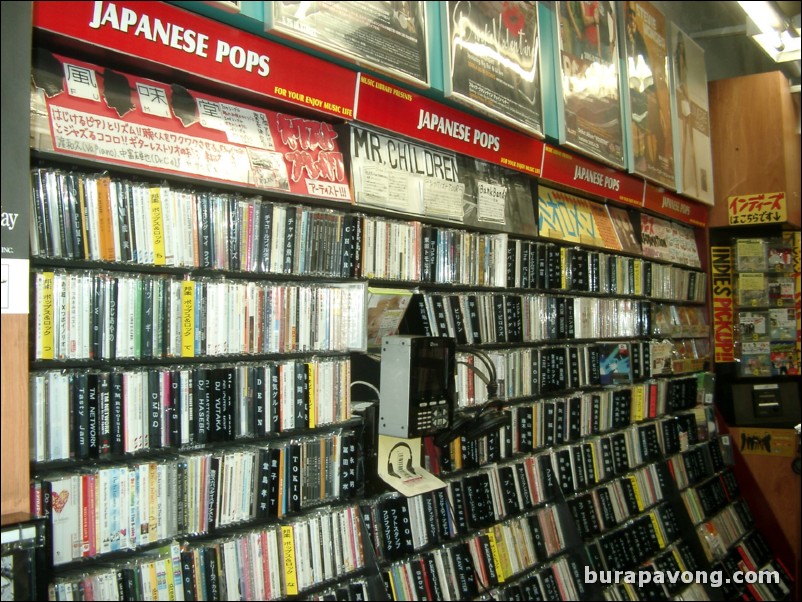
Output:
[738, 1, 802, 62]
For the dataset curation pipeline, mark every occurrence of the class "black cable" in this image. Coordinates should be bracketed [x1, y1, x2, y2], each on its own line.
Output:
[458, 348, 500, 407]
[456, 359, 491, 386]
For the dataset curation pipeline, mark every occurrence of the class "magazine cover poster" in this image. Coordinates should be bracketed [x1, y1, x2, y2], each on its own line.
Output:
[267, 1, 429, 87]
[442, 1, 544, 136]
[556, 1, 625, 168]
[622, 1, 675, 189]
[669, 24, 714, 205]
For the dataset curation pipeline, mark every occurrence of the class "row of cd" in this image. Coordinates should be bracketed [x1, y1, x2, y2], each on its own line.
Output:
[32, 270, 366, 361]
[696, 502, 755, 564]
[681, 469, 740, 525]
[362, 461, 560, 566]
[362, 216, 510, 286]
[549, 245, 706, 302]
[710, 533, 794, 601]
[380, 524, 579, 601]
[453, 344, 708, 409]
[30, 358, 352, 462]
[30, 168, 363, 278]
[566, 465, 675, 541]
[46, 505, 367, 600]
[597, 543, 707, 601]
[32, 431, 358, 565]
[670, 441, 728, 491]
[439, 379, 703, 472]
[549, 428, 676, 499]
[406, 292, 650, 344]
[31, 166, 707, 300]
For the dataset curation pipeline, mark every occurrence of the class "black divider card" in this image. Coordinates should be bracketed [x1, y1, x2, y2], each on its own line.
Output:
[527, 514, 548, 560]
[611, 433, 630, 474]
[448, 481, 469, 534]
[599, 437, 615, 479]
[611, 388, 632, 429]
[432, 489, 452, 541]
[582, 443, 598, 487]
[420, 492, 441, 545]
[596, 486, 618, 529]
[497, 465, 521, 514]
[448, 296, 468, 345]
[422, 553, 444, 601]
[540, 568, 561, 601]
[377, 496, 415, 561]
[571, 445, 587, 491]
[450, 542, 479, 599]
[518, 406, 534, 452]
[538, 454, 558, 501]
[554, 448, 575, 494]
[653, 550, 686, 596]
[410, 558, 431, 600]
[554, 399, 567, 445]
[506, 241, 518, 288]
[72, 372, 89, 459]
[656, 504, 681, 542]
[638, 423, 662, 461]
[514, 462, 534, 510]
[462, 473, 496, 529]
[568, 494, 600, 539]
[660, 419, 681, 455]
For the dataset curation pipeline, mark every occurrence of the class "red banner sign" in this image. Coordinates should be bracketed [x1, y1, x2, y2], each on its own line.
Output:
[354, 74, 545, 177]
[539, 145, 645, 207]
[643, 184, 709, 227]
[32, 0, 358, 119]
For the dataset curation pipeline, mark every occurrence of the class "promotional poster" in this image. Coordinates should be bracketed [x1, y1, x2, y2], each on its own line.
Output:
[556, 1, 625, 168]
[31, 51, 352, 202]
[669, 24, 714, 205]
[622, 1, 675, 188]
[267, 1, 429, 87]
[348, 125, 537, 236]
[442, 1, 543, 136]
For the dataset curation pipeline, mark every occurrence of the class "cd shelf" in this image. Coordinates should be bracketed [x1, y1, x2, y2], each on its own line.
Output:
[28, 107, 377, 598]
[22, 8, 786, 599]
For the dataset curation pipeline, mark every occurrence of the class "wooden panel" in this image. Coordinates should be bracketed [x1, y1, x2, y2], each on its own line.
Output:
[708, 71, 801, 227]
[1, 314, 30, 515]
[727, 426, 801, 596]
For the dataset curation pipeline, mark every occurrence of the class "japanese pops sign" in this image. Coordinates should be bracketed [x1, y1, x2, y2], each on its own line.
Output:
[32, 1, 357, 119]
[728, 192, 787, 225]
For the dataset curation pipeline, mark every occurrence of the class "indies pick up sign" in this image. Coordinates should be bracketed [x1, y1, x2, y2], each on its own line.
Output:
[31, 52, 351, 202]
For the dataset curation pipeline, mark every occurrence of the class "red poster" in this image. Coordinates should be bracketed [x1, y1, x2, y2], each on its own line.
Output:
[354, 73, 544, 177]
[540, 145, 644, 207]
[32, 53, 351, 201]
[32, 0, 357, 119]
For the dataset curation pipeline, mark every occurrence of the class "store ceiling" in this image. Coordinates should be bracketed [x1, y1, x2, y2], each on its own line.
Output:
[652, 0, 801, 87]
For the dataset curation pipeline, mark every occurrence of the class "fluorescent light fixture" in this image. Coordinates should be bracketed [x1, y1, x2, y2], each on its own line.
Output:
[738, 1, 802, 62]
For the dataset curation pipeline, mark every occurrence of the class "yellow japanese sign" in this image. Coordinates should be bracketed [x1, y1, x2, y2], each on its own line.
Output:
[728, 192, 787, 225]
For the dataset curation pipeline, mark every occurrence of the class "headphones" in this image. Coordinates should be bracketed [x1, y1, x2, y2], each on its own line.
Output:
[387, 442, 417, 478]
